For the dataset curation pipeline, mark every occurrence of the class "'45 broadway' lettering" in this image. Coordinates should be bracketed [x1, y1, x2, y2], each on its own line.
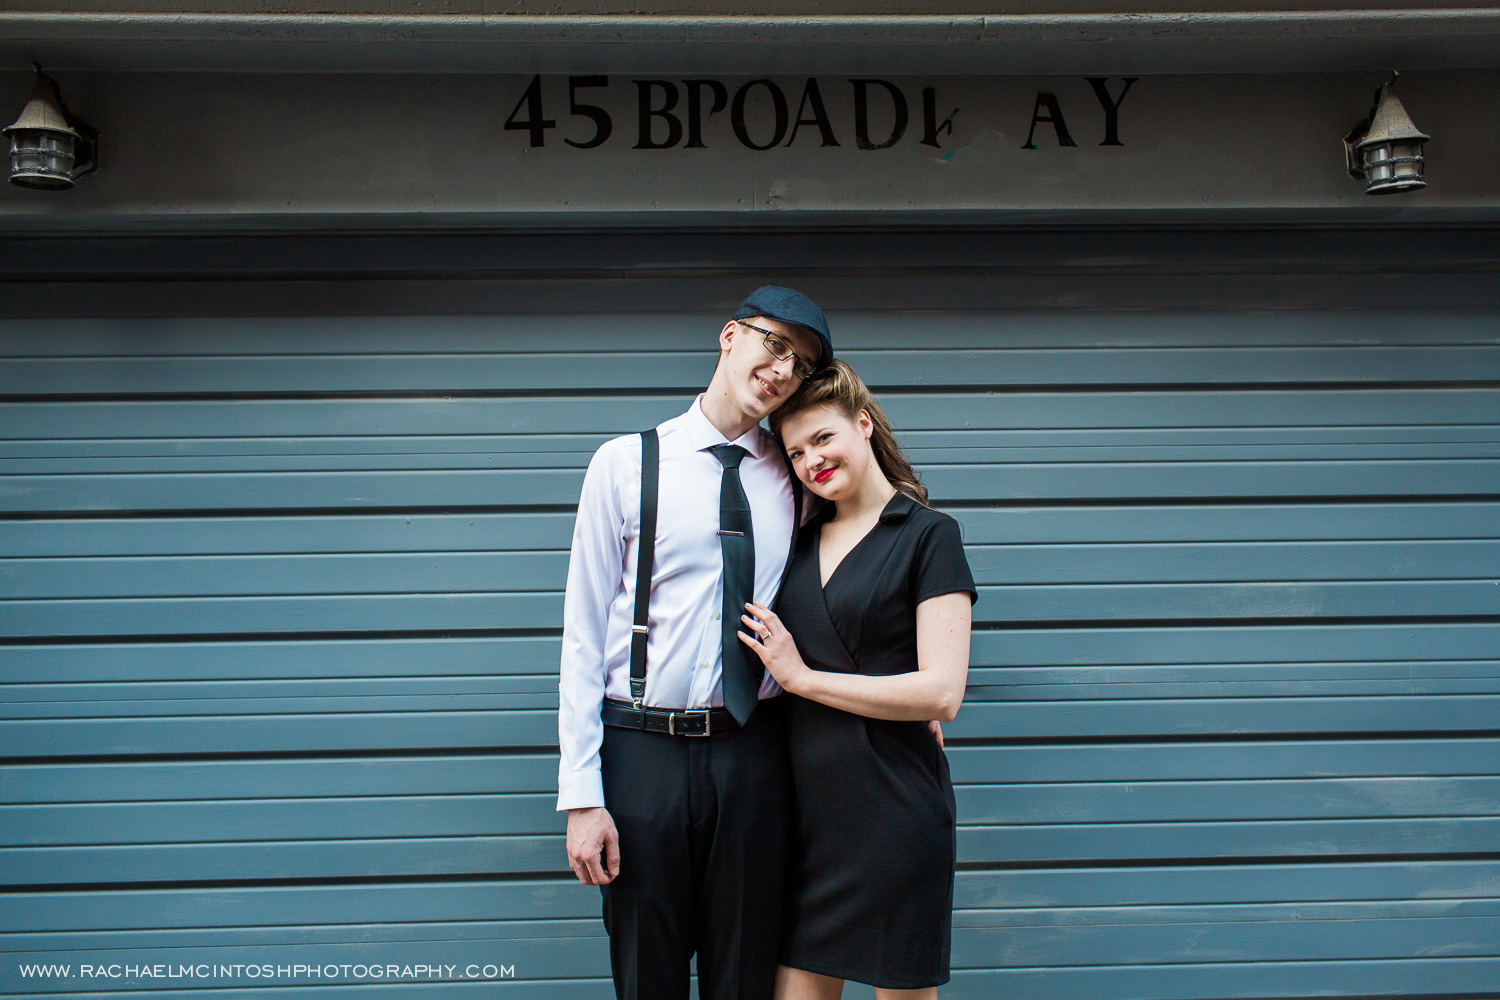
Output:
[503, 76, 1138, 151]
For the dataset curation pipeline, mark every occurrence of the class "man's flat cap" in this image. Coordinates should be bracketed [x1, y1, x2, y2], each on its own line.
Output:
[735, 285, 833, 372]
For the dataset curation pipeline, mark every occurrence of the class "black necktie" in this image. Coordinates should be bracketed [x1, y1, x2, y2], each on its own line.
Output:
[709, 444, 759, 726]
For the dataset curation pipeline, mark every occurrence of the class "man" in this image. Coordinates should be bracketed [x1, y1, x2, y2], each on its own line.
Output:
[557, 286, 833, 1000]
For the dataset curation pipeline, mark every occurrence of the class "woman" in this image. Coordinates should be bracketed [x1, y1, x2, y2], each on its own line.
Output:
[737, 360, 976, 1000]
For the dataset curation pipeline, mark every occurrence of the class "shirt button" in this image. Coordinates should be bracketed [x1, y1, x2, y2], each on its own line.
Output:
[713, 611, 721, 619]
[701, 660, 710, 668]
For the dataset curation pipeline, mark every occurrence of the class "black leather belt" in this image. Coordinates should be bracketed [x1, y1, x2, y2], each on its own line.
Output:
[601, 697, 782, 737]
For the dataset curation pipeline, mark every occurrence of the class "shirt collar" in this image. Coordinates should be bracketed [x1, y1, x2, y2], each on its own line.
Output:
[684, 394, 770, 460]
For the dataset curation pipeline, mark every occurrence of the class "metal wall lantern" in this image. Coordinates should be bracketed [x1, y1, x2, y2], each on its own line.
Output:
[1344, 75, 1428, 195]
[5, 65, 98, 190]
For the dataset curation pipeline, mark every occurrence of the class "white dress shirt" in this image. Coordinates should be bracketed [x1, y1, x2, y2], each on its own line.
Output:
[556, 396, 797, 811]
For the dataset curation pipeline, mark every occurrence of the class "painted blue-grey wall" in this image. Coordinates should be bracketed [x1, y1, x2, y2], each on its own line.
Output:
[1, 228, 1498, 998]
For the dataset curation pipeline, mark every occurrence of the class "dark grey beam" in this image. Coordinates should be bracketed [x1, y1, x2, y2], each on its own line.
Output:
[2, 11, 1500, 75]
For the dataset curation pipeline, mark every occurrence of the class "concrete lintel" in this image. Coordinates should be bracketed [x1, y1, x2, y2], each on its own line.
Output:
[2, 11, 1500, 74]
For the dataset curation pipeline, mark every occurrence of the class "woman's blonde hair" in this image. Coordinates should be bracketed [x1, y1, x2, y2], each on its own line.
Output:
[770, 359, 927, 505]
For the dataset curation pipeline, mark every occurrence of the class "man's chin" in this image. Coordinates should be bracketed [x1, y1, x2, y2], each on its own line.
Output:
[742, 389, 779, 420]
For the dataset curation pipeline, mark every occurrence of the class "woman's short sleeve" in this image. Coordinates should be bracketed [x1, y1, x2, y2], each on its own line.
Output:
[913, 512, 978, 606]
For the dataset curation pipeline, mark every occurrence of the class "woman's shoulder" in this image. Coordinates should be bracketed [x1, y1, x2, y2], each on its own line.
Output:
[896, 495, 963, 539]
[900, 498, 977, 602]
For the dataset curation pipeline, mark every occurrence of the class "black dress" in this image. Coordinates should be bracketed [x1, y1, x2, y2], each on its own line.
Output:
[774, 491, 977, 989]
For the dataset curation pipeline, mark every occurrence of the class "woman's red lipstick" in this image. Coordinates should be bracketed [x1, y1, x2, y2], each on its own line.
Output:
[814, 468, 835, 484]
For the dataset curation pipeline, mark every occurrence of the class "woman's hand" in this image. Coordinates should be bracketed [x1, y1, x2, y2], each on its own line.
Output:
[738, 601, 813, 694]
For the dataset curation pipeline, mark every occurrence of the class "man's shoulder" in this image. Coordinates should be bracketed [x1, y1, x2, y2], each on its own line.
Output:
[595, 408, 696, 457]
[594, 431, 646, 458]
[583, 432, 644, 485]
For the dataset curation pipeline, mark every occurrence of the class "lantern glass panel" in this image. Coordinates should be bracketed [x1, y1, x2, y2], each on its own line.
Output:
[1390, 140, 1425, 181]
[1362, 142, 1396, 183]
[9, 128, 76, 189]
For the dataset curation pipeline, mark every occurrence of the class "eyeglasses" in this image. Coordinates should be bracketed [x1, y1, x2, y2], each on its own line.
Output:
[736, 320, 818, 382]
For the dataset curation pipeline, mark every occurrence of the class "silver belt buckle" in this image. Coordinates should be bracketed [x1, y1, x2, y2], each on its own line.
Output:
[669, 709, 712, 737]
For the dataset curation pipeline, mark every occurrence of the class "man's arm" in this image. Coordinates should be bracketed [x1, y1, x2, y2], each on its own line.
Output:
[557, 439, 632, 883]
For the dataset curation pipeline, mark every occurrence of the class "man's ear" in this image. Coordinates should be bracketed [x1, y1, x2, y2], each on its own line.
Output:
[718, 320, 739, 353]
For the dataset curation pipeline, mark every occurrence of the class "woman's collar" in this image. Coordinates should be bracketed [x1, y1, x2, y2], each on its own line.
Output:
[879, 490, 919, 521]
[814, 486, 918, 525]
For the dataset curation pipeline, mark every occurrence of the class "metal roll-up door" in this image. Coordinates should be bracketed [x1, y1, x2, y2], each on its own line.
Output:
[2, 229, 1498, 1000]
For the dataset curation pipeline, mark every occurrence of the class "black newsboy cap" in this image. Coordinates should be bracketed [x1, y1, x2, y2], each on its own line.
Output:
[734, 285, 833, 371]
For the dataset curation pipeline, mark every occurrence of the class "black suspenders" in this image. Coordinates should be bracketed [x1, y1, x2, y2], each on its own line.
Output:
[628, 429, 660, 708]
[628, 427, 803, 708]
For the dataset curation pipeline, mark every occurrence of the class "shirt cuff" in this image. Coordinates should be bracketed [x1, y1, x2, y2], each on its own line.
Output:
[556, 767, 606, 812]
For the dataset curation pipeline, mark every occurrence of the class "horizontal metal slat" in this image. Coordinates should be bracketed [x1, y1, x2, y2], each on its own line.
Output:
[1, 755, 567, 803]
[936, 958, 1500, 1000]
[6, 778, 1495, 848]
[6, 740, 1498, 805]
[1, 552, 566, 598]
[6, 623, 1499, 684]
[0, 592, 563, 637]
[2, 637, 560, 683]
[10, 435, 1500, 472]
[957, 816, 1500, 863]
[950, 901, 1500, 965]
[952, 695, 1500, 739]
[8, 389, 1494, 439]
[953, 502, 1500, 544]
[6, 539, 1497, 600]
[965, 662, 1500, 699]
[0, 835, 564, 885]
[976, 621, 1500, 665]
[8, 663, 1500, 720]
[8, 460, 1498, 512]
[0, 513, 577, 558]
[6, 344, 1499, 395]
[3, 695, 1495, 756]
[6, 579, 1498, 637]
[13, 861, 1491, 933]
[9, 273, 1500, 319]
[5, 817, 1497, 885]
[2, 311, 1496, 358]
[3, 504, 1496, 559]
[958, 776, 1500, 824]
[4, 794, 563, 844]
[0, 711, 561, 758]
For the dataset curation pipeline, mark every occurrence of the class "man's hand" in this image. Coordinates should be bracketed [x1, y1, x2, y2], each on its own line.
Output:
[566, 806, 620, 885]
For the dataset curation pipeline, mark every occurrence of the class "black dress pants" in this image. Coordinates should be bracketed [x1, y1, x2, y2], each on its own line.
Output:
[598, 711, 790, 1000]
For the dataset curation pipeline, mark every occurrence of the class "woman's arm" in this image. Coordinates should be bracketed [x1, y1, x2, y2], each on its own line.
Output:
[739, 594, 971, 722]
